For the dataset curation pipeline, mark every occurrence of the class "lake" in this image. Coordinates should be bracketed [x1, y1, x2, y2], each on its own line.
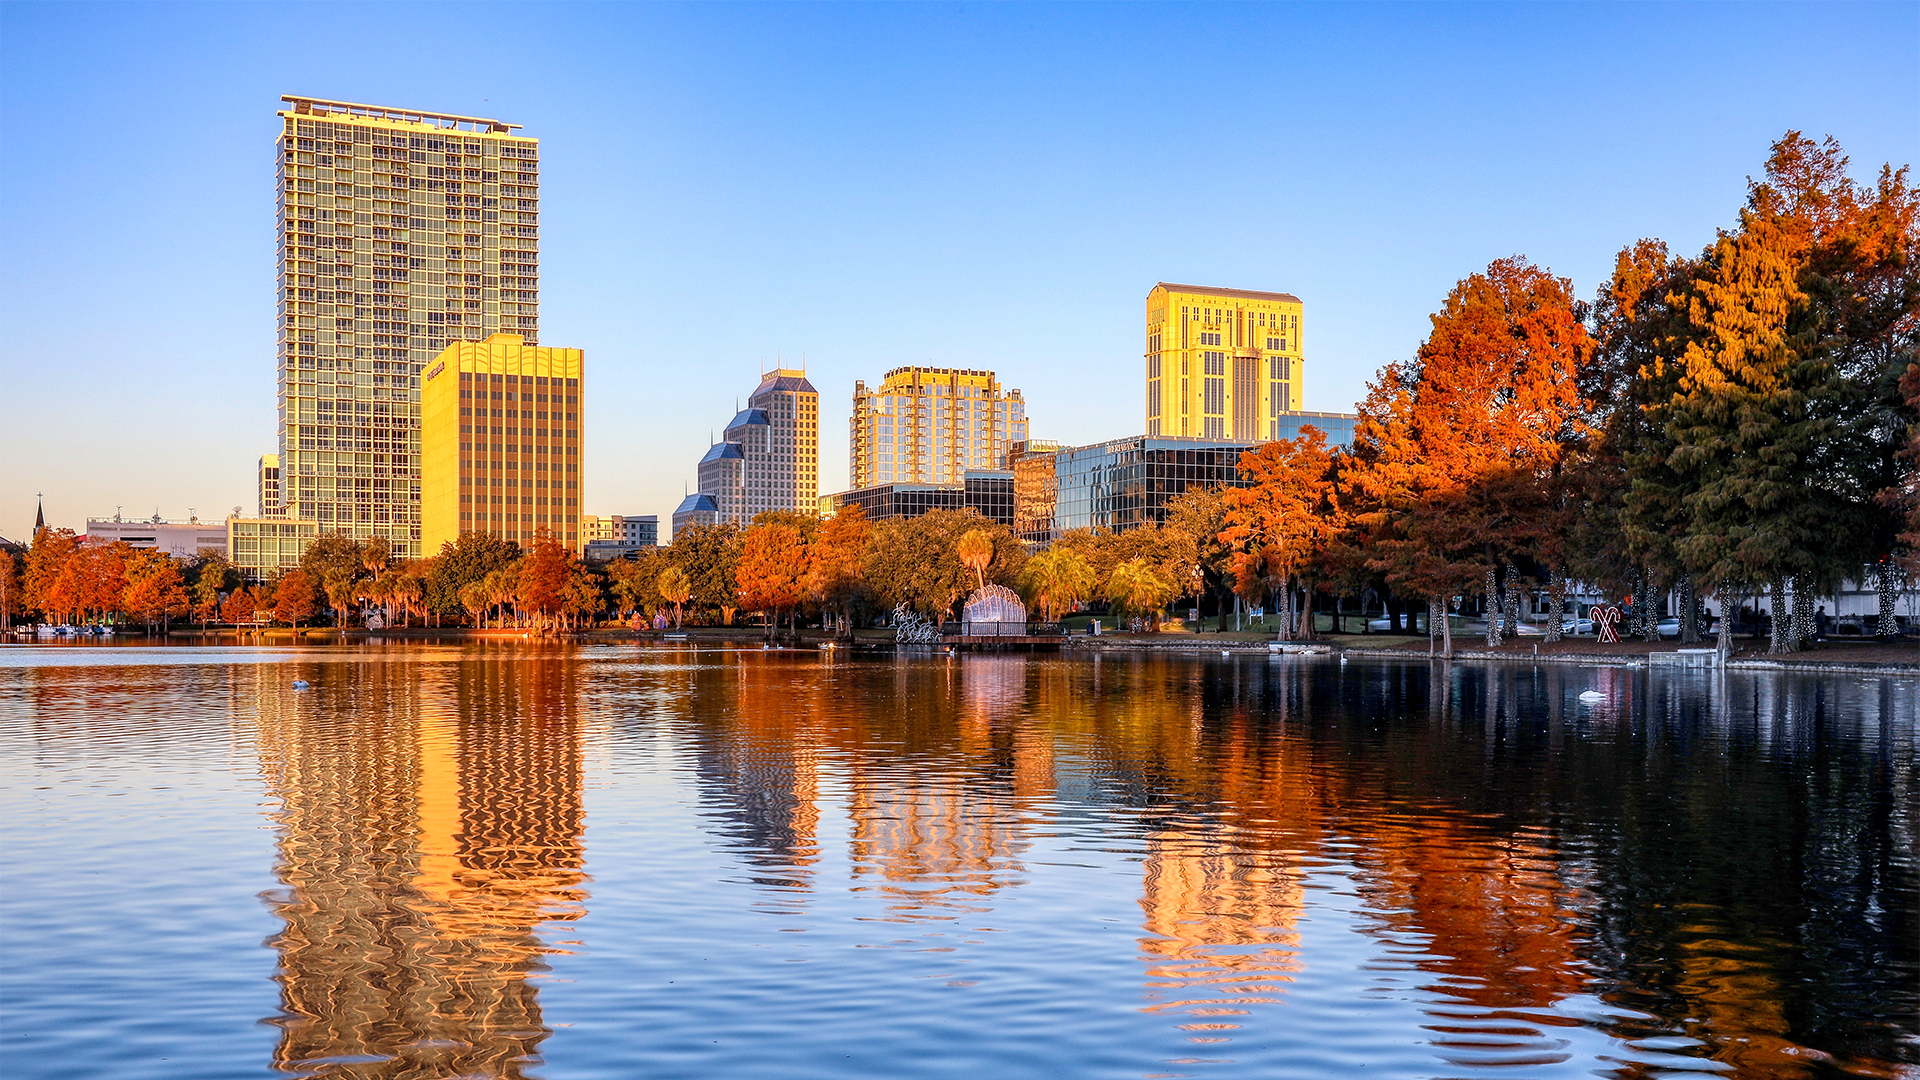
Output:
[1, 644, 1914, 1079]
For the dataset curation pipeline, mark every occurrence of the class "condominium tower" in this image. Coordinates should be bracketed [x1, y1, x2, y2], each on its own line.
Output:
[849, 367, 1028, 488]
[262, 96, 541, 560]
[419, 334, 584, 556]
[1145, 283, 1303, 441]
[687, 370, 819, 526]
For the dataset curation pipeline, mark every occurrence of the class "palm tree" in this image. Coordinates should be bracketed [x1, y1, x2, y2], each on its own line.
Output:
[1018, 549, 1096, 624]
[1106, 558, 1176, 631]
[459, 581, 490, 628]
[657, 564, 692, 630]
[956, 528, 995, 593]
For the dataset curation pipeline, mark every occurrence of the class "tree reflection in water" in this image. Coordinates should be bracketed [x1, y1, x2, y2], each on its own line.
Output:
[677, 651, 1915, 1078]
[243, 647, 1914, 1079]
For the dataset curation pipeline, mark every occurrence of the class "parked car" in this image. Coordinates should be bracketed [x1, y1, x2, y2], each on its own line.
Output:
[1561, 617, 1594, 634]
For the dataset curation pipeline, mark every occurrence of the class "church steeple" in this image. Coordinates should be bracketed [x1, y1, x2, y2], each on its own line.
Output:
[33, 492, 44, 535]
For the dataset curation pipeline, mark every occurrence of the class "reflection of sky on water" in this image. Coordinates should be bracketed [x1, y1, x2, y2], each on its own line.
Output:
[1, 647, 1913, 1079]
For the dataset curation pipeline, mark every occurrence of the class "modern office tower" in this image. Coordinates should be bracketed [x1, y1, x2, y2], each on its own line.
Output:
[689, 370, 819, 525]
[418, 334, 584, 556]
[849, 367, 1028, 489]
[271, 96, 540, 559]
[258, 455, 282, 518]
[1145, 283, 1304, 440]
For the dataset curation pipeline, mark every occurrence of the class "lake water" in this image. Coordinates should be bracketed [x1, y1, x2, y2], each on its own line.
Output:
[2, 644, 1915, 1079]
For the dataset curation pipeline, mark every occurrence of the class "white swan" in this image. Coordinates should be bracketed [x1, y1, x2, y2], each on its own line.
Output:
[292, 680, 311, 691]
[1577, 690, 1605, 704]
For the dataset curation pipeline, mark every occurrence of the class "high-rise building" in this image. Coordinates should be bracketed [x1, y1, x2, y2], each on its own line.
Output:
[849, 367, 1027, 489]
[418, 334, 584, 555]
[1145, 283, 1304, 441]
[688, 370, 819, 525]
[265, 96, 541, 560]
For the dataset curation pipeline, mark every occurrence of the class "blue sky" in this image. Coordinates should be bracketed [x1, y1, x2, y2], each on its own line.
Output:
[2, 2, 1915, 542]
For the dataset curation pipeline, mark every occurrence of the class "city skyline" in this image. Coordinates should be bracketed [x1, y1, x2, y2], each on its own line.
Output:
[3, 3, 1915, 542]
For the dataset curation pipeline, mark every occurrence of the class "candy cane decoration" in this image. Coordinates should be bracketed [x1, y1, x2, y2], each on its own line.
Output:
[1594, 604, 1623, 644]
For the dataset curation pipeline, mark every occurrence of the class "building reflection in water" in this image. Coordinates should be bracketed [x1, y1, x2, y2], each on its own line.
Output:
[254, 656, 586, 1079]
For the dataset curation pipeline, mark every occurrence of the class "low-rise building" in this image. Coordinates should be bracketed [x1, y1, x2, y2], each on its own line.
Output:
[227, 517, 321, 580]
[87, 516, 229, 558]
[582, 514, 659, 547]
[824, 470, 1013, 527]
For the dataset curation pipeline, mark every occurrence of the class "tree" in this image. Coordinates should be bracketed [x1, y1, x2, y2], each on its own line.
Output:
[425, 532, 520, 624]
[956, 528, 996, 593]
[22, 528, 79, 624]
[0, 548, 18, 632]
[1019, 548, 1096, 623]
[1338, 258, 1595, 655]
[220, 585, 257, 626]
[122, 551, 190, 633]
[563, 562, 606, 629]
[1223, 427, 1340, 639]
[1105, 558, 1177, 629]
[274, 570, 317, 631]
[188, 553, 237, 624]
[1163, 485, 1234, 629]
[737, 521, 810, 639]
[517, 530, 573, 633]
[656, 564, 692, 629]
[669, 523, 744, 623]
[862, 510, 1023, 621]
[300, 533, 366, 594]
[808, 505, 871, 638]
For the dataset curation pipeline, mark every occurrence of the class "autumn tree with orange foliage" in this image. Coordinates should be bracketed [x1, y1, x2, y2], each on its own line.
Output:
[274, 569, 318, 632]
[807, 504, 871, 638]
[516, 530, 575, 634]
[1341, 257, 1595, 656]
[122, 550, 189, 634]
[1223, 426, 1340, 639]
[737, 520, 811, 640]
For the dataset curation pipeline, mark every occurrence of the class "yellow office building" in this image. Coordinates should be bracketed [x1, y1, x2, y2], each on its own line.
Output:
[1145, 283, 1304, 441]
[420, 334, 584, 556]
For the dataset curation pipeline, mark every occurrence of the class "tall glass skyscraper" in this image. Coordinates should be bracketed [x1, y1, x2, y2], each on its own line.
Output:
[247, 96, 540, 568]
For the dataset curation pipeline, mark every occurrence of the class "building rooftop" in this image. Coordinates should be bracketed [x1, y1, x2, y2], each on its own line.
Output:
[1153, 282, 1303, 304]
[675, 493, 720, 514]
[754, 370, 817, 396]
[281, 95, 522, 134]
[699, 442, 745, 464]
[725, 408, 771, 432]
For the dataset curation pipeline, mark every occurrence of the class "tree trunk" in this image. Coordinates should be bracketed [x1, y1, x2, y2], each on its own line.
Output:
[1791, 579, 1813, 651]
[1678, 575, 1698, 644]
[1296, 579, 1314, 641]
[1485, 566, 1502, 647]
[1441, 595, 1455, 658]
[1769, 579, 1789, 654]
[1427, 595, 1440, 655]
[1544, 566, 1564, 644]
[1716, 587, 1734, 657]
[1877, 561, 1899, 640]
[1278, 577, 1294, 641]
[1504, 563, 1521, 641]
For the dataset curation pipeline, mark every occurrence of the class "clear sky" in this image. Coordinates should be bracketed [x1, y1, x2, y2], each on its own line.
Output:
[2, 1, 1914, 543]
